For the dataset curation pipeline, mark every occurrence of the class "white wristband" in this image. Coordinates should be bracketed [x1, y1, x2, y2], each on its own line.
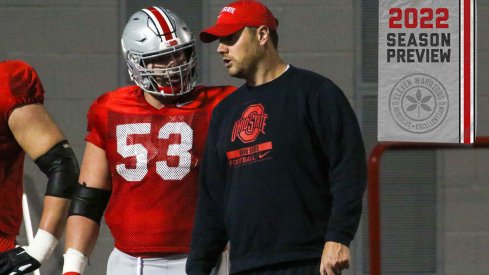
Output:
[23, 229, 58, 264]
[62, 248, 88, 274]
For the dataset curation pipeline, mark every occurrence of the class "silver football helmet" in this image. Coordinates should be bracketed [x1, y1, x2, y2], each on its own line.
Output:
[121, 6, 197, 97]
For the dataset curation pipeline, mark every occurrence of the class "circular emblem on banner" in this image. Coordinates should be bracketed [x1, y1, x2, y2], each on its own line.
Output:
[389, 73, 449, 134]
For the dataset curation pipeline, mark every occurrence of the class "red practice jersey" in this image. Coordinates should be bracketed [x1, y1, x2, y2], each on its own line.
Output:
[85, 85, 235, 255]
[0, 60, 45, 238]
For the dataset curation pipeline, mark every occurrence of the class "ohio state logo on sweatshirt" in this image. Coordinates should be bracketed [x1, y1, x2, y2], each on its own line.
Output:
[231, 104, 268, 143]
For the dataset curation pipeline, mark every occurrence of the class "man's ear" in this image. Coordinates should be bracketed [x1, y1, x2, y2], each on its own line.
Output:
[256, 25, 270, 46]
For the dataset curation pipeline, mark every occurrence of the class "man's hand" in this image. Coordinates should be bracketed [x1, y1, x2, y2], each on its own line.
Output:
[0, 247, 41, 275]
[320, 241, 350, 275]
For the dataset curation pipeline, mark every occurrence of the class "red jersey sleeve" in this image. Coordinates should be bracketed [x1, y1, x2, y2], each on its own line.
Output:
[0, 60, 45, 122]
[212, 85, 236, 108]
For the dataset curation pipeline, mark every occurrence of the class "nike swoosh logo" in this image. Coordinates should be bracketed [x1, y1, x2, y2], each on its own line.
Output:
[18, 263, 32, 271]
[258, 151, 271, 159]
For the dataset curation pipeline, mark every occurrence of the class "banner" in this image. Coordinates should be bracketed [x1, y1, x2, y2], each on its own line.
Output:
[378, 0, 476, 143]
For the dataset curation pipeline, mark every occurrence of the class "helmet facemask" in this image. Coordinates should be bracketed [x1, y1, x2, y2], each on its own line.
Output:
[121, 6, 198, 98]
[126, 43, 197, 97]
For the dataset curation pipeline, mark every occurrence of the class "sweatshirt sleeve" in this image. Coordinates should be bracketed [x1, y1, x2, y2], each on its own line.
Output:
[187, 116, 229, 274]
[311, 80, 367, 246]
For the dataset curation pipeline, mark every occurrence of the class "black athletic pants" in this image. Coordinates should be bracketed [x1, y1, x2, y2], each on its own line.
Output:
[233, 258, 321, 275]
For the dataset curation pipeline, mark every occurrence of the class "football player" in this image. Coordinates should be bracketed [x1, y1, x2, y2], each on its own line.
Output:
[61, 6, 235, 275]
[0, 60, 79, 275]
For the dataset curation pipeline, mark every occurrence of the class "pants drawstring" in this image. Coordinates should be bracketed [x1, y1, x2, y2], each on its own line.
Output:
[136, 257, 143, 275]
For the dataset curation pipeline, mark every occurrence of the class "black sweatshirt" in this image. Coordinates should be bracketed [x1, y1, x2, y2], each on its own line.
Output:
[187, 66, 367, 274]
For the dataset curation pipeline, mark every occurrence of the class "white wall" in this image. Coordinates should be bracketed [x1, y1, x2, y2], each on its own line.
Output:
[1, 0, 488, 274]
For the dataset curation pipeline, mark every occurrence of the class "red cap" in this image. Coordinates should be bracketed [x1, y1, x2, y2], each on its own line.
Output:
[200, 0, 277, 43]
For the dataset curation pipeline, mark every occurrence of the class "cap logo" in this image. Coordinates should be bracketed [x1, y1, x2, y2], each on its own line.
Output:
[218, 6, 236, 17]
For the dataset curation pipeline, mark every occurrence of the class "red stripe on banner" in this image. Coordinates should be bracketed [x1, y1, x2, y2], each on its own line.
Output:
[463, 0, 471, 143]
[148, 7, 173, 41]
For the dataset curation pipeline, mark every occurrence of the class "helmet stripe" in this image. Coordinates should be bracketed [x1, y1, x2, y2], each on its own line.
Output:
[143, 7, 176, 42]
[152, 7, 176, 33]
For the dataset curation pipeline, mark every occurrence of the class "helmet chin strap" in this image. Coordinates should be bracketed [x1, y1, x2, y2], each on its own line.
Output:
[153, 70, 191, 96]
[157, 84, 182, 95]
[144, 85, 197, 108]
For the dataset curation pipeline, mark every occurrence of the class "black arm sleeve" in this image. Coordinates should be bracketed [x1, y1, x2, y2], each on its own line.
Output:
[35, 140, 80, 199]
[68, 183, 111, 225]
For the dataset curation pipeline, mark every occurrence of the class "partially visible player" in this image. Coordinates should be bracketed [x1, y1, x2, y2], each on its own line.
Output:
[61, 6, 235, 275]
[0, 60, 79, 275]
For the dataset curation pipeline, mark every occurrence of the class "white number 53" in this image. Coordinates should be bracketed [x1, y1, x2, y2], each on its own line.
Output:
[115, 122, 193, 181]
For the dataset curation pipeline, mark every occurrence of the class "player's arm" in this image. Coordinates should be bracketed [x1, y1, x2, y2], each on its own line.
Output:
[63, 142, 111, 275]
[11, 104, 72, 236]
[0, 104, 79, 275]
